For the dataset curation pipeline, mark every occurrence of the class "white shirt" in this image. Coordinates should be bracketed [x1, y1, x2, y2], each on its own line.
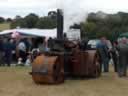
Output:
[18, 42, 26, 52]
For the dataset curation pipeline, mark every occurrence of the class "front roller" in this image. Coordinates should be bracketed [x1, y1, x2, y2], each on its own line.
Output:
[30, 54, 64, 84]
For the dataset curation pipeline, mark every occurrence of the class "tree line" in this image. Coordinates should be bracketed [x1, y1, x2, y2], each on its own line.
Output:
[0, 11, 57, 29]
[11, 11, 57, 29]
[81, 11, 128, 41]
[1, 11, 128, 40]
[0, 17, 12, 23]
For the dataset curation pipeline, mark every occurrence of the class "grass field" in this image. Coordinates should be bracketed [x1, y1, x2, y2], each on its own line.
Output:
[0, 66, 128, 96]
[0, 23, 10, 31]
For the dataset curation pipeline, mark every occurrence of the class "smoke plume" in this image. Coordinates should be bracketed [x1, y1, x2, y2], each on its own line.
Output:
[57, 0, 88, 32]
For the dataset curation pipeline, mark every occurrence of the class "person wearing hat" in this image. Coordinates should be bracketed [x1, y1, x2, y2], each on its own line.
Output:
[117, 37, 128, 77]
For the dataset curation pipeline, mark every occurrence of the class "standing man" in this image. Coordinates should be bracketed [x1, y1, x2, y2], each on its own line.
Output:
[111, 41, 118, 72]
[17, 39, 27, 64]
[117, 38, 128, 77]
[96, 36, 110, 72]
[3, 39, 14, 66]
[0, 38, 4, 66]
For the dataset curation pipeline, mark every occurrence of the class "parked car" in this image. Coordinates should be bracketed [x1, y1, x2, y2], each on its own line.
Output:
[87, 39, 100, 49]
[87, 39, 112, 50]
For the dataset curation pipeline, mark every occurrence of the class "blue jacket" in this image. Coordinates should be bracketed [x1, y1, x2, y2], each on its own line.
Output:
[96, 41, 109, 59]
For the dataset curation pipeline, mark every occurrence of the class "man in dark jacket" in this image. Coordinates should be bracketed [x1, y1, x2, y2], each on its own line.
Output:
[117, 38, 128, 77]
[3, 39, 14, 66]
[96, 37, 110, 72]
[111, 41, 118, 72]
[0, 38, 4, 66]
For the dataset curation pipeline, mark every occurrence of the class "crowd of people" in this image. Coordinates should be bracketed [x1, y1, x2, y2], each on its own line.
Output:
[0, 35, 128, 78]
[0, 37, 49, 66]
[96, 36, 128, 77]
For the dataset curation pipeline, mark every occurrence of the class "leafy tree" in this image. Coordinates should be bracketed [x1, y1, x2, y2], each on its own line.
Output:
[24, 13, 39, 28]
[81, 11, 128, 41]
[10, 16, 27, 29]
[0, 17, 5, 23]
[6, 18, 12, 22]
[36, 17, 57, 29]
[81, 22, 97, 38]
[10, 12, 57, 29]
[15, 15, 22, 20]
[48, 11, 57, 20]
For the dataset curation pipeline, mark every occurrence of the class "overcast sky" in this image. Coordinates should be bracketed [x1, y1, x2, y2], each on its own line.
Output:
[0, 0, 128, 18]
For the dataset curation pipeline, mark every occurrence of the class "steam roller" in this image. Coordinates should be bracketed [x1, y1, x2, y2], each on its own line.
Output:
[30, 9, 102, 84]
[31, 54, 64, 84]
[30, 49, 101, 84]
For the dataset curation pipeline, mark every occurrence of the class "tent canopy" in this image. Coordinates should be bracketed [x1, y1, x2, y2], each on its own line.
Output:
[119, 32, 128, 38]
[0, 28, 57, 38]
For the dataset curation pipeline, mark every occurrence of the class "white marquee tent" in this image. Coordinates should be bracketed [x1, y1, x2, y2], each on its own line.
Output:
[0, 28, 57, 38]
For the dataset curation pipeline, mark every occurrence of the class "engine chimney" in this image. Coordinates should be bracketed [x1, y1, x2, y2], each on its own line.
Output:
[57, 9, 64, 39]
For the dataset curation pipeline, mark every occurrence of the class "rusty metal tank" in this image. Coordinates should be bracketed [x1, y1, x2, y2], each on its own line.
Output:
[31, 54, 64, 84]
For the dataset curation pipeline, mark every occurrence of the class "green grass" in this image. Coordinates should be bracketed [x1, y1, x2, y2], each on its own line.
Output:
[0, 66, 128, 96]
[0, 22, 10, 31]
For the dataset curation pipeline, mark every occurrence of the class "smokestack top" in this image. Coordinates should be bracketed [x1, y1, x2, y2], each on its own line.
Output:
[57, 9, 64, 39]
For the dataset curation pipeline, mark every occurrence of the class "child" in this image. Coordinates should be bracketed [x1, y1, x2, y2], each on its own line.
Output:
[25, 55, 31, 66]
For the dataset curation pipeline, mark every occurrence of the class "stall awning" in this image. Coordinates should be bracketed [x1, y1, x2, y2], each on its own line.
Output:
[0, 28, 57, 38]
